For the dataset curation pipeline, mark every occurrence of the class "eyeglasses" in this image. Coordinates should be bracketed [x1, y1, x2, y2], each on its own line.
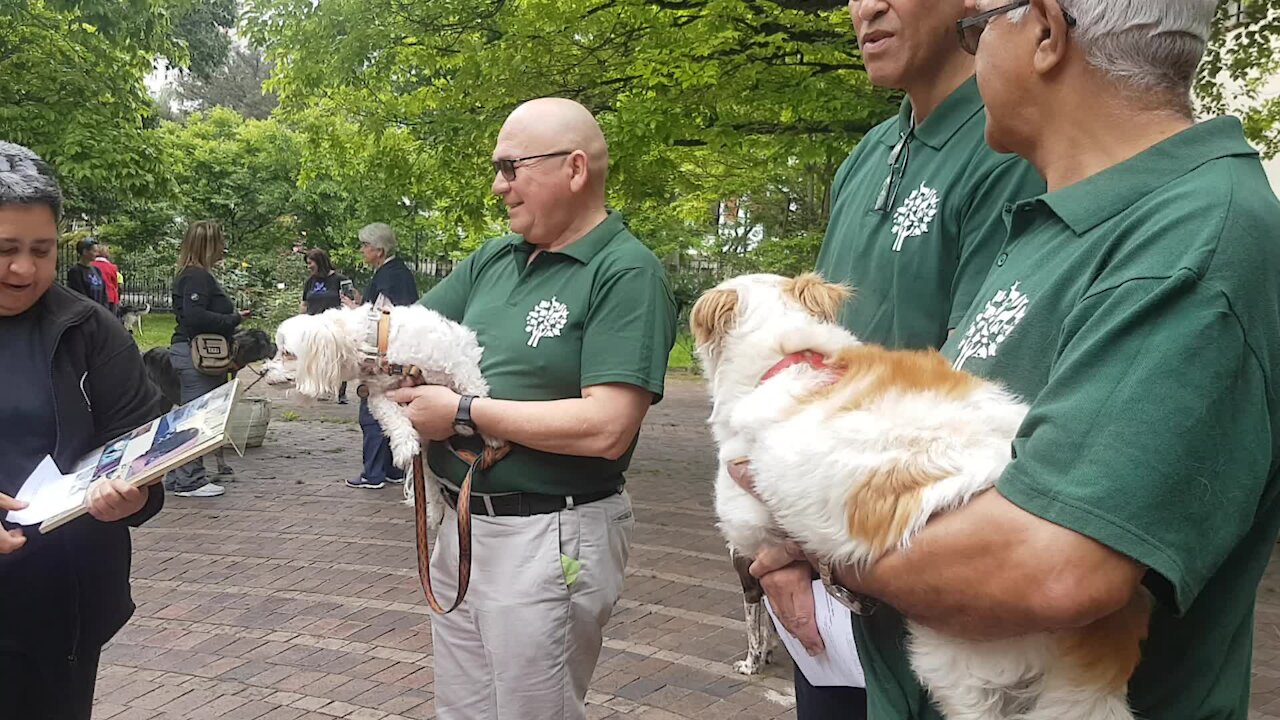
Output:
[956, 1, 1077, 55]
[492, 151, 573, 181]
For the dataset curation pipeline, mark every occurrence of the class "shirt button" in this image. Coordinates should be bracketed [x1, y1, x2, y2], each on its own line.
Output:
[996, 253, 1008, 267]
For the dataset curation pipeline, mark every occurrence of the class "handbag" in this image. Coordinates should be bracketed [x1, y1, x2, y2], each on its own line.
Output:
[190, 333, 235, 376]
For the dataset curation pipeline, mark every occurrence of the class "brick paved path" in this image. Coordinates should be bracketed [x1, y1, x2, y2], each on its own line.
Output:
[91, 374, 1280, 719]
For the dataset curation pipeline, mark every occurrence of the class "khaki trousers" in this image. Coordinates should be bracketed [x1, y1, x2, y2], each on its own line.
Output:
[429, 491, 634, 720]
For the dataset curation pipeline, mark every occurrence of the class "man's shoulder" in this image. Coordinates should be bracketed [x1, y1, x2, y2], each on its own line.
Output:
[595, 227, 663, 272]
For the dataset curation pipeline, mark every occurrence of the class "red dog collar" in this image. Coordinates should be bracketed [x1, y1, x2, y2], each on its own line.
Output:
[760, 351, 833, 384]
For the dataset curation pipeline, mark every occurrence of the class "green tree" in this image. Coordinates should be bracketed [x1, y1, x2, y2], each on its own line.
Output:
[174, 43, 279, 119]
[242, 0, 892, 259]
[1199, 0, 1280, 158]
[0, 0, 176, 213]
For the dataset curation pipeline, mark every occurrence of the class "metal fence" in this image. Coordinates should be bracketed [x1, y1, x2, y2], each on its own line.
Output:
[57, 245, 456, 314]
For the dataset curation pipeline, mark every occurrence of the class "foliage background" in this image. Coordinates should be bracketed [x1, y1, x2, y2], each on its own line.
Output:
[3, 0, 1278, 345]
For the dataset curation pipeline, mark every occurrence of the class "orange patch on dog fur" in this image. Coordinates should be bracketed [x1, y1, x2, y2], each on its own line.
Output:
[845, 456, 949, 557]
[817, 344, 982, 410]
[831, 346, 985, 556]
[689, 288, 739, 348]
[782, 273, 851, 324]
[1056, 590, 1152, 691]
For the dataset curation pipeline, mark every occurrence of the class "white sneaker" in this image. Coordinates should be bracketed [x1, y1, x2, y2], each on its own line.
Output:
[174, 483, 226, 498]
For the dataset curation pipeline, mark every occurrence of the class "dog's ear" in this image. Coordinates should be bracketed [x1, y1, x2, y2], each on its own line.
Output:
[782, 273, 851, 324]
[689, 288, 739, 349]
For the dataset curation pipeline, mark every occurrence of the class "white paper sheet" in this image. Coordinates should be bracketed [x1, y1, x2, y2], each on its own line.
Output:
[6, 456, 88, 527]
[765, 579, 866, 688]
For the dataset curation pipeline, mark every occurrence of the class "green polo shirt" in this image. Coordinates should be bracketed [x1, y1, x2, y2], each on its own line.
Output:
[887, 117, 1279, 720]
[816, 76, 1045, 350]
[419, 211, 677, 497]
[816, 77, 1044, 717]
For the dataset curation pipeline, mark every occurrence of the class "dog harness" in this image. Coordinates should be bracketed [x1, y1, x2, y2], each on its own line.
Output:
[357, 306, 509, 614]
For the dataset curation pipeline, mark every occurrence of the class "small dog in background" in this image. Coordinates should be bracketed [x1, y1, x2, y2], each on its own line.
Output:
[269, 302, 501, 515]
[691, 273, 1149, 720]
[142, 328, 277, 408]
[120, 302, 150, 336]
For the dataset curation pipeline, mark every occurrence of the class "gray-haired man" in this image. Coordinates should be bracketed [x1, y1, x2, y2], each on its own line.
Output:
[344, 222, 417, 489]
[746, 1, 1280, 717]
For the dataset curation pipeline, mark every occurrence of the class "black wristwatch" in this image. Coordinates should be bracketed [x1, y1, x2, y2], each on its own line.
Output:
[819, 559, 880, 616]
[452, 395, 478, 437]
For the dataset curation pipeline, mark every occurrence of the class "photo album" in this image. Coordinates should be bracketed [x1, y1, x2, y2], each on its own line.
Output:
[6, 379, 248, 533]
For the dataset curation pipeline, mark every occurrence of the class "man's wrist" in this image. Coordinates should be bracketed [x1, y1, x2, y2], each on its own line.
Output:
[823, 560, 881, 616]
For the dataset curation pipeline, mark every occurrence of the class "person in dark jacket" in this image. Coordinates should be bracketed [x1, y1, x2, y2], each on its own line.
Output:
[65, 237, 108, 307]
[163, 220, 250, 497]
[341, 222, 417, 488]
[300, 247, 352, 402]
[0, 141, 167, 719]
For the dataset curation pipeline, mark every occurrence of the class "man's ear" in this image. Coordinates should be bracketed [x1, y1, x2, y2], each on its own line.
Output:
[1030, 0, 1071, 76]
[568, 150, 591, 193]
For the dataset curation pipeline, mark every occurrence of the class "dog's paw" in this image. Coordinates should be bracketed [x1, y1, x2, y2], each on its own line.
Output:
[390, 444, 417, 471]
[733, 653, 771, 675]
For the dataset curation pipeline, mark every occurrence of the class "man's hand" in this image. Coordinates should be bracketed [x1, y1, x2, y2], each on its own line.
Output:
[87, 478, 148, 523]
[342, 288, 363, 308]
[385, 384, 461, 442]
[727, 456, 754, 488]
[755, 543, 825, 656]
[0, 494, 28, 554]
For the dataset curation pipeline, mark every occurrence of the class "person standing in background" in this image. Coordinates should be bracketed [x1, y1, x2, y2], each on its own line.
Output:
[300, 247, 351, 403]
[65, 238, 107, 308]
[163, 221, 251, 497]
[90, 241, 121, 318]
[342, 223, 417, 489]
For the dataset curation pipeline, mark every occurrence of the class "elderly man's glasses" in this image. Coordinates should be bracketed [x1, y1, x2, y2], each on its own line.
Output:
[492, 151, 572, 181]
[956, 1, 1077, 55]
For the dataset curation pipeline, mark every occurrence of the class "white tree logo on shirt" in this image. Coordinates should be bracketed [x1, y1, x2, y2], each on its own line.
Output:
[525, 296, 570, 348]
[953, 282, 1031, 370]
[891, 183, 940, 252]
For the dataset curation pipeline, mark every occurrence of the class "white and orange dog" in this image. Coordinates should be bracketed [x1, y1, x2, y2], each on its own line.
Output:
[692, 273, 1148, 720]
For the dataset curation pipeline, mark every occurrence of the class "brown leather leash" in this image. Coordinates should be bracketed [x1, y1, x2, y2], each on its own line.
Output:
[412, 442, 509, 614]
[358, 307, 509, 614]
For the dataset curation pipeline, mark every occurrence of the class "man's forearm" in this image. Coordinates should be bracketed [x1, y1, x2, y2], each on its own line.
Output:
[470, 395, 641, 460]
[833, 491, 1142, 640]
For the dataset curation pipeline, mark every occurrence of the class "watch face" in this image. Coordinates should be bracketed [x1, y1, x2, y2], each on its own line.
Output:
[453, 423, 475, 437]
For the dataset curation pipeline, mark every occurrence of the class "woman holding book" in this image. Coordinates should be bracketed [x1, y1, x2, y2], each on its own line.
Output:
[0, 141, 168, 719]
[163, 221, 250, 498]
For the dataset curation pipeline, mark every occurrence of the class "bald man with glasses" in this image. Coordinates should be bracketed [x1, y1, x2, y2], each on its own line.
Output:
[387, 97, 677, 720]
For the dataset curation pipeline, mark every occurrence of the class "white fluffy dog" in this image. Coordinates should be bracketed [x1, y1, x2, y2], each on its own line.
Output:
[272, 302, 500, 513]
[691, 273, 1149, 720]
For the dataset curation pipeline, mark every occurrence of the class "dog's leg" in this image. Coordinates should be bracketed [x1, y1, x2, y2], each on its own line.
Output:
[731, 549, 774, 675]
[367, 393, 421, 471]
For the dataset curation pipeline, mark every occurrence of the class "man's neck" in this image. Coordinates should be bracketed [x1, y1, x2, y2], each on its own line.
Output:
[1030, 95, 1193, 192]
[904, 56, 975, 124]
[537, 206, 609, 254]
